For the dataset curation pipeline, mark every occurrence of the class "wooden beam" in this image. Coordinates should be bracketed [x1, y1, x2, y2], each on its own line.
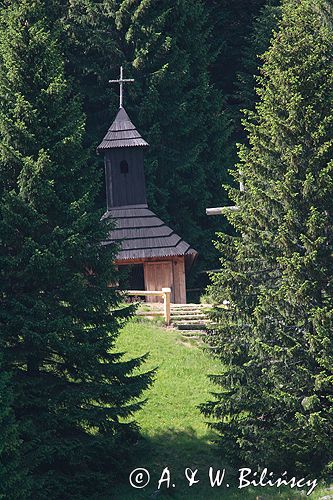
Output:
[206, 206, 240, 216]
[162, 287, 171, 325]
[115, 256, 181, 266]
[172, 257, 186, 303]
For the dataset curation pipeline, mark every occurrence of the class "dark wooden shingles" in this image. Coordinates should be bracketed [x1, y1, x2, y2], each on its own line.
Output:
[102, 205, 197, 260]
[110, 225, 173, 240]
[97, 107, 149, 150]
[105, 206, 152, 218]
[103, 129, 142, 141]
[114, 216, 163, 229]
[121, 233, 181, 250]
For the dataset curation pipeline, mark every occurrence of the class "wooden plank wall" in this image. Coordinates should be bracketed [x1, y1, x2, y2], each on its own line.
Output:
[116, 257, 187, 304]
[106, 149, 146, 208]
[144, 261, 173, 303]
[143, 257, 186, 303]
[172, 257, 186, 304]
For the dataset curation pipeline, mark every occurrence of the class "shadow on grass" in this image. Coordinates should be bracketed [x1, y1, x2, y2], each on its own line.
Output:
[113, 428, 229, 499]
[111, 429, 308, 499]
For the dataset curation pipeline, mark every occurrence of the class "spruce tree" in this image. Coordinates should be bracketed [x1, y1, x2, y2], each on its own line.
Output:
[204, 0, 267, 96]
[202, 0, 333, 476]
[0, 1, 152, 498]
[203, 0, 268, 155]
[0, 358, 29, 500]
[236, 0, 281, 124]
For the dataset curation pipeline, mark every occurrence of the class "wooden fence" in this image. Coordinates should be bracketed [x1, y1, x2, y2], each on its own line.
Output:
[124, 288, 171, 325]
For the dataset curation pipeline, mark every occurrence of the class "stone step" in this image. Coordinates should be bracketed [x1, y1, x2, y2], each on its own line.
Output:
[171, 310, 207, 315]
[171, 307, 211, 312]
[171, 305, 207, 309]
[172, 322, 208, 331]
[174, 317, 209, 325]
[172, 303, 209, 307]
[171, 304, 210, 309]
[139, 305, 210, 311]
[171, 314, 207, 321]
[171, 308, 208, 313]
[137, 303, 212, 333]
[170, 307, 207, 312]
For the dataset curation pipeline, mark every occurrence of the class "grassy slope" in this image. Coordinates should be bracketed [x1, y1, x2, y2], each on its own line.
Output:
[112, 319, 329, 499]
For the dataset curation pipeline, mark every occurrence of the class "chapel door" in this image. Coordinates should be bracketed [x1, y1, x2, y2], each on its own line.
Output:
[143, 261, 174, 303]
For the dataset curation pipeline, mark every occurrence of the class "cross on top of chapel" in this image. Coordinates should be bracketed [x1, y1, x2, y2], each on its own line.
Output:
[109, 66, 134, 108]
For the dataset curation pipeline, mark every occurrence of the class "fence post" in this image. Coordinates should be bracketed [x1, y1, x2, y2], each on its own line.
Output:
[162, 288, 171, 326]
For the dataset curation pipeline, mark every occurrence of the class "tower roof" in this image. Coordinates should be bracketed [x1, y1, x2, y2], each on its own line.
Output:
[97, 107, 149, 151]
[101, 205, 197, 265]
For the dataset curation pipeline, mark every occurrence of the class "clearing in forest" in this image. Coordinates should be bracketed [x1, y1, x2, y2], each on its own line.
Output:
[113, 319, 329, 499]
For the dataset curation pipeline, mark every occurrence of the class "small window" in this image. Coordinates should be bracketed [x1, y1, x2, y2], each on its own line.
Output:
[120, 160, 129, 174]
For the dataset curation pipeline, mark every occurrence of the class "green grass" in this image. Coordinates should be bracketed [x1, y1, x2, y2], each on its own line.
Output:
[112, 319, 331, 499]
[117, 319, 220, 439]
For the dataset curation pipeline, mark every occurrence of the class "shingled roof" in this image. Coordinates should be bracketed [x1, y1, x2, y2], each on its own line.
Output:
[97, 107, 149, 151]
[102, 205, 197, 264]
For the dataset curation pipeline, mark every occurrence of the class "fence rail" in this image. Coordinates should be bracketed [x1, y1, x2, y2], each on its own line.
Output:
[124, 288, 171, 325]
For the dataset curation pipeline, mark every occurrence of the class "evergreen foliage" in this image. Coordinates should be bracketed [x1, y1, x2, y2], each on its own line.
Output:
[236, 0, 281, 126]
[202, 0, 333, 476]
[0, 1, 152, 498]
[205, 0, 267, 97]
[0, 358, 28, 500]
[65, 0, 232, 271]
[203, 0, 279, 210]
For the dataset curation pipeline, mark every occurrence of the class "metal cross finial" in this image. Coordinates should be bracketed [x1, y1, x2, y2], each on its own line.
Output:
[109, 66, 134, 108]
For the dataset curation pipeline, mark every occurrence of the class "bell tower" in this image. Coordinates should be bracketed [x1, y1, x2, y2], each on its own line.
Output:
[97, 67, 149, 209]
[97, 66, 198, 304]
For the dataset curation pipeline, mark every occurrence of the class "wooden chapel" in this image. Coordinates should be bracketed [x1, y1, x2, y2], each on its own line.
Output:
[97, 67, 197, 303]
